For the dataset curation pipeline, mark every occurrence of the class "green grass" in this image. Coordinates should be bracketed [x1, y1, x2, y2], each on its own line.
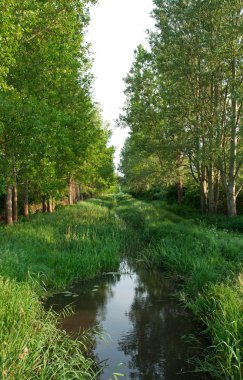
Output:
[0, 202, 126, 288]
[115, 198, 243, 380]
[0, 200, 129, 379]
[192, 282, 243, 379]
[1, 197, 242, 379]
[0, 277, 96, 379]
[164, 202, 243, 233]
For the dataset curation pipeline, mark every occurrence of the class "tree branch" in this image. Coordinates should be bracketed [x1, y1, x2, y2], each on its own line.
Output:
[236, 184, 243, 198]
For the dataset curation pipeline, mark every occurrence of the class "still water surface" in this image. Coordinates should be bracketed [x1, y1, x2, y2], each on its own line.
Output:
[48, 261, 207, 380]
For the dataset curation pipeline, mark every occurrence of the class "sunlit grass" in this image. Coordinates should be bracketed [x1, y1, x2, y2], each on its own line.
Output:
[0, 202, 126, 288]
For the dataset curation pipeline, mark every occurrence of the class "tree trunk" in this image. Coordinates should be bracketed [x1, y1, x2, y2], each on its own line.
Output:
[72, 181, 76, 204]
[6, 185, 13, 225]
[177, 176, 183, 203]
[47, 197, 52, 213]
[200, 168, 208, 213]
[76, 185, 80, 202]
[12, 184, 18, 222]
[23, 183, 29, 219]
[227, 184, 237, 217]
[42, 196, 47, 213]
[69, 178, 74, 205]
[226, 58, 237, 217]
[207, 166, 215, 213]
[52, 198, 56, 211]
[214, 171, 220, 213]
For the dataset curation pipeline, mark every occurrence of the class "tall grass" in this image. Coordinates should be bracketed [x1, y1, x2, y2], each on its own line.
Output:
[0, 277, 96, 379]
[0, 200, 129, 379]
[116, 198, 243, 379]
[193, 282, 243, 379]
[1, 197, 242, 378]
[0, 202, 126, 288]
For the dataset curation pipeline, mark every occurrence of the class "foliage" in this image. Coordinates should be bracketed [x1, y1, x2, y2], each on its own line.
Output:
[0, 0, 114, 222]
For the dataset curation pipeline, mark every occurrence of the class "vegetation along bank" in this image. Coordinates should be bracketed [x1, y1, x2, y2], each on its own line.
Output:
[0, 201, 130, 379]
[0, 195, 242, 378]
[115, 196, 243, 380]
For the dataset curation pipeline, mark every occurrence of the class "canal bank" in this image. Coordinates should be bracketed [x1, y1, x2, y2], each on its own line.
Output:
[1, 197, 242, 379]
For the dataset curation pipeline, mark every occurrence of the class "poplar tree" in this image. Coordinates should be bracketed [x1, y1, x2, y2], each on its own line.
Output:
[121, 0, 242, 215]
[0, 0, 115, 224]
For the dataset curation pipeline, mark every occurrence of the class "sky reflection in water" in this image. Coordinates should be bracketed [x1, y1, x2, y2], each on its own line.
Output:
[49, 262, 207, 380]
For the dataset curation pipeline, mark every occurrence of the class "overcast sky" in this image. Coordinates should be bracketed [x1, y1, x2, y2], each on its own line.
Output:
[87, 0, 154, 168]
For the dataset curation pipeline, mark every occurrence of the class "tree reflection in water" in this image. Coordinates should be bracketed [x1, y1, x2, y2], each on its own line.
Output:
[117, 266, 205, 379]
[47, 274, 118, 336]
[48, 262, 208, 380]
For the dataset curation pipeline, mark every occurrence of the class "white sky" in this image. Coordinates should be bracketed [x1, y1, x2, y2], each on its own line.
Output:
[87, 0, 154, 168]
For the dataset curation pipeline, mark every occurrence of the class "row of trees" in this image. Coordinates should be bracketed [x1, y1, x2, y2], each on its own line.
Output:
[120, 0, 242, 216]
[0, 0, 115, 224]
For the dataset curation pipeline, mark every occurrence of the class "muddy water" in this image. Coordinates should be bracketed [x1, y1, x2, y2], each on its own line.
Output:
[48, 261, 207, 380]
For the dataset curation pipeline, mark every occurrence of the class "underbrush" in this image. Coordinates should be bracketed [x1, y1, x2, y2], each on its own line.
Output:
[116, 198, 243, 379]
[164, 203, 243, 233]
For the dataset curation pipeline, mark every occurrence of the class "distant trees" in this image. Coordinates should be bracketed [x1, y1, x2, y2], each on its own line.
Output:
[0, 0, 115, 224]
[120, 0, 242, 216]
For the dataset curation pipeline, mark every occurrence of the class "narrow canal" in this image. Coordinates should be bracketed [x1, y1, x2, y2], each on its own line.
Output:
[48, 261, 208, 380]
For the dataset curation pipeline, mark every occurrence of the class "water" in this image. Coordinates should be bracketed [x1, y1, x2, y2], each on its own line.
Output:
[48, 261, 207, 380]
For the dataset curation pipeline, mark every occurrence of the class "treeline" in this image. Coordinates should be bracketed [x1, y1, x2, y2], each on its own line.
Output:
[120, 0, 242, 216]
[0, 0, 114, 225]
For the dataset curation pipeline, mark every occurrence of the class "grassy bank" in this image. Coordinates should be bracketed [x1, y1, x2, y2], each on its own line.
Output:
[0, 201, 127, 379]
[0, 278, 96, 379]
[1, 197, 242, 379]
[0, 202, 126, 288]
[116, 198, 243, 380]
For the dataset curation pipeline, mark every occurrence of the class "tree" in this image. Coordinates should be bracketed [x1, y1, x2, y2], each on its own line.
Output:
[120, 0, 242, 215]
[0, 0, 115, 224]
